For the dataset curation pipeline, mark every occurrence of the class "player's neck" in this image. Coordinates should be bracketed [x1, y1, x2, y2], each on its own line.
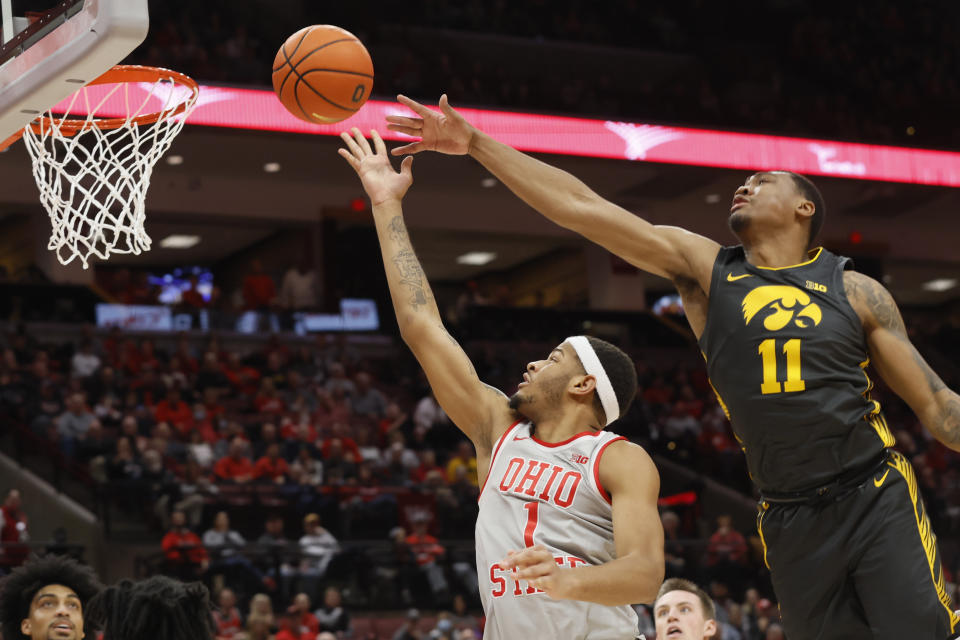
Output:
[741, 231, 809, 269]
[530, 407, 599, 443]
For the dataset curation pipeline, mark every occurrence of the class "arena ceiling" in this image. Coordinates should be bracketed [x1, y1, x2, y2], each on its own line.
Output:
[1, 124, 958, 305]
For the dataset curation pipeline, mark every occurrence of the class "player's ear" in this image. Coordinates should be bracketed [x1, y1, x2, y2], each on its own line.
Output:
[703, 619, 718, 637]
[21, 618, 32, 637]
[569, 374, 596, 398]
[795, 196, 815, 222]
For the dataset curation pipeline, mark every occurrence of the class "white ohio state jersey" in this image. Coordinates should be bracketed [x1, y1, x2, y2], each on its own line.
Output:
[475, 421, 640, 640]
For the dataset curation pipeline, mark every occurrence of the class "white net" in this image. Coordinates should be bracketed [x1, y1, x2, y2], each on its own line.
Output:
[21, 69, 199, 268]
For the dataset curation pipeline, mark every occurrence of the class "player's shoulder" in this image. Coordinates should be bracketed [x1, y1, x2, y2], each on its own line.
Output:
[597, 439, 659, 489]
[841, 269, 897, 326]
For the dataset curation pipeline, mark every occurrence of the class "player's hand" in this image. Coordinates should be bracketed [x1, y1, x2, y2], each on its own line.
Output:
[338, 128, 414, 206]
[499, 545, 574, 600]
[386, 94, 475, 156]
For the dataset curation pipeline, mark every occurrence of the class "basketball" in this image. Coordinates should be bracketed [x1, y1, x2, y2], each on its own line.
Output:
[271, 25, 373, 124]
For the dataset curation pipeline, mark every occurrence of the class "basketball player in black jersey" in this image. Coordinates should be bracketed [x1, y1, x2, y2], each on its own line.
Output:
[386, 96, 960, 640]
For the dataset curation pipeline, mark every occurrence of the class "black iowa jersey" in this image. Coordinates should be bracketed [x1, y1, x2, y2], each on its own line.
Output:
[698, 246, 895, 493]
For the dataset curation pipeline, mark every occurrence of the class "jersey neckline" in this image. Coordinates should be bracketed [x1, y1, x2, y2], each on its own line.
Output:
[750, 246, 823, 271]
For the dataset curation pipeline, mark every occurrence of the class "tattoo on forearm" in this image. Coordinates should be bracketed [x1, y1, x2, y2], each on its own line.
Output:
[387, 216, 429, 309]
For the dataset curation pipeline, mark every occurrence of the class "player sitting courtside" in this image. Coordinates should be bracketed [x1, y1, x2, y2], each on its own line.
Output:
[338, 127, 664, 639]
[386, 96, 960, 640]
[0, 554, 102, 640]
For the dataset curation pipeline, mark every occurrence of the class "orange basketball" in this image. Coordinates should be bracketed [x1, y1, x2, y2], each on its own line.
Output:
[272, 25, 373, 124]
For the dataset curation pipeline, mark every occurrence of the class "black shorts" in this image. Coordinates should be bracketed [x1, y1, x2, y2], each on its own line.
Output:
[756, 451, 959, 640]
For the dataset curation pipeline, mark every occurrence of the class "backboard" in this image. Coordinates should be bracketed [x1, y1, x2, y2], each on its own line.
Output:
[0, 0, 148, 142]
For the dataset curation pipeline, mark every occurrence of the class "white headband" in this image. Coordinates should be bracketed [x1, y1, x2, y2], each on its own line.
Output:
[564, 335, 619, 426]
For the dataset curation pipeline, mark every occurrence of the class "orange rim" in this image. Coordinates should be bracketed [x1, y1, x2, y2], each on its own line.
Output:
[28, 65, 199, 135]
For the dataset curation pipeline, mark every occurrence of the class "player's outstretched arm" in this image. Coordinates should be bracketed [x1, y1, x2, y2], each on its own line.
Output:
[386, 95, 719, 283]
[500, 441, 664, 605]
[845, 271, 960, 451]
[338, 128, 512, 453]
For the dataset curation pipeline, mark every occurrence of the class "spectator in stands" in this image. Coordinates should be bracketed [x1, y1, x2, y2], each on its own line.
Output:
[405, 518, 449, 603]
[324, 362, 355, 396]
[56, 392, 95, 455]
[289, 447, 323, 486]
[105, 436, 143, 512]
[279, 258, 318, 311]
[449, 594, 479, 635]
[246, 593, 275, 632]
[160, 457, 217, 530]
[204, 511, 268, 595]
[213, 587, 243, 639]
[71, 341, 101, 378]
[243, 259, 277, 311]
[28, 380, 64, 436]
[254, 378, 285, 415]
[162, 509, 208, 580]
[298, 513, 339, 579]
[412, 393, 450, 446]
[76, 419, 115, 467]
[181, 275, 208, 310]
[705, 515, 748, 593]
[379, 401, 411, 445]
[253, 442, 290, 484]
[314, 586, 350, 635]
[286, 593, 319, 639]
[661, 510, 688, 579]
[411, 449, 444, 485]
[0, 489, 29, 569]
[188, 429, 216, 469]
[445, 441, 478, 486]
[392, 608, 425, 640]
[352, 372, 387, 419]
[154, 388, 194, 435]
[320, 438, 358, 485]
[354, 426, 383, 467]
[214, 437, 255, 484]
[765, 623, 785, 640]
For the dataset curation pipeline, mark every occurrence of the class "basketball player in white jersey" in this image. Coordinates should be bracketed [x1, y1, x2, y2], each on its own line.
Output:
[338, 128, 664, 639]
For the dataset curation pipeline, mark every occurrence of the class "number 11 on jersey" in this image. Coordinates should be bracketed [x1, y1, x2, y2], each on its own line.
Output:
[758, 338, 805, 394]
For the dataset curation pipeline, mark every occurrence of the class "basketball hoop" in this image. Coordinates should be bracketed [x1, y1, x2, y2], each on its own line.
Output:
[16, 65, 199, 268]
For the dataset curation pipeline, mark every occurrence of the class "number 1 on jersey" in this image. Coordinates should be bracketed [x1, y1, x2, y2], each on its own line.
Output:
[522, 502, 539, 547]
[759, 338, 805, 394]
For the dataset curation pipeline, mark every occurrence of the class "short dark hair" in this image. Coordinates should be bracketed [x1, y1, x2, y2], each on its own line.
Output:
[582, 336, 638, 425]
[86, 576, 214, 640]
[785, 172, 825, 247]
[0, 554, 103, 640]
[655, 578, 716, 620]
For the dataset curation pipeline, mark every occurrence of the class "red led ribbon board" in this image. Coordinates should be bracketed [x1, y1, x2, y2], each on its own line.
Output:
[53, 84, 960, 187]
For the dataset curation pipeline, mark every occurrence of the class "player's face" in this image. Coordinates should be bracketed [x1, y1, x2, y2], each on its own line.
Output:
[508, 343, 575, 414]
[654, 591, 717, 639]
[728, 171, 800, 237]
[21, 584, 85, 640]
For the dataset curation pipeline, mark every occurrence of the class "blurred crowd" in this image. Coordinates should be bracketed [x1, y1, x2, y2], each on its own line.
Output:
[128, 0, 960, 149]
[1, 308, 958, 635]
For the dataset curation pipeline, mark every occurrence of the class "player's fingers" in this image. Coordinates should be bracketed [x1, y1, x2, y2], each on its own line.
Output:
[438, 93, 458, 118]
[351, 127, 373, 155]
[386, 124, 422, 138]
[370, 129, 387, 155]
[516, 561, 554, 581]
[397, 94, 432, 117]
[399, 156, 414, 178]
[391, 142, 423, 156]
[385, 115, 423, 129]
[336, 148, 359, 170]
[339, 131, 363, 157]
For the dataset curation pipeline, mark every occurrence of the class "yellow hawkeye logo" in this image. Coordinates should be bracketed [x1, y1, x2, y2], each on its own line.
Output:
[742, 285, 823, 331]
[727, 272, 753, 282]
